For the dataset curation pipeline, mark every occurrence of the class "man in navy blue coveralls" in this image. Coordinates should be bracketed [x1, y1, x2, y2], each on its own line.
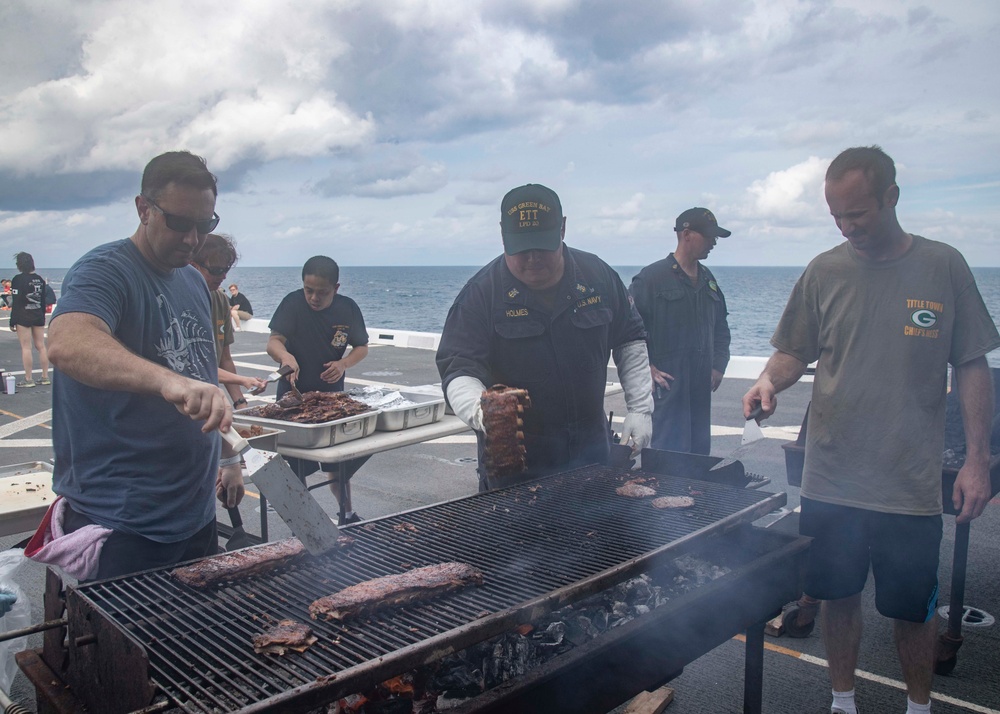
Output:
[630, 208, 732, 455]
[436, 184, 654, 492]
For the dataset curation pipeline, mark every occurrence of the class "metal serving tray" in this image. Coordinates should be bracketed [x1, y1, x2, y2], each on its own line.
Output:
[234, 409, 379, 449]
[0, 461, 55, 537]
[231, 423, 284, 453]
[376, 391, 446, 431]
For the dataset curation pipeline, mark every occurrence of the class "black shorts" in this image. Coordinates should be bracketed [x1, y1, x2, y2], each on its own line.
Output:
[799, 497, 941, 623]
[11, 312, 45, 328]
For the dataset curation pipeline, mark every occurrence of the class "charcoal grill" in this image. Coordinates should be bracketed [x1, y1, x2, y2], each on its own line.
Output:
[19, 463, 803, 714]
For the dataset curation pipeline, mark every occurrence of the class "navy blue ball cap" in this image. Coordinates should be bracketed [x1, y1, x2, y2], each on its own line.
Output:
[675, 207, 731, 238]
[500, 184, 564, 254]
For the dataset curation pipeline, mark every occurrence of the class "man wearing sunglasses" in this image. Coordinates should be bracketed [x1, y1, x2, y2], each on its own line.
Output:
[42, 151, 244, 580]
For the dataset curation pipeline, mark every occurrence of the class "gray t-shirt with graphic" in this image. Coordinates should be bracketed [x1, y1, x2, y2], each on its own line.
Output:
[772, 235, 1000, 515]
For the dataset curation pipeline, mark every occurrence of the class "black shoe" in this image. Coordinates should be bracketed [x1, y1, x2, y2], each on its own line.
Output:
[339, 511, 363, 525]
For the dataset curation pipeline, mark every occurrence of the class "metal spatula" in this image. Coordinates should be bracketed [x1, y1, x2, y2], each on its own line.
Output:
[219, 428, 341, 555]
[709, 405, 766, 472]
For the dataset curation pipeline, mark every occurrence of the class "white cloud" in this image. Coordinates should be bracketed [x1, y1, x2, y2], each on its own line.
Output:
[744, 156, 828, 223]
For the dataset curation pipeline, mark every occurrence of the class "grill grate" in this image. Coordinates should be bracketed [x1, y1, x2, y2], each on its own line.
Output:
[74, 464, 782, 713]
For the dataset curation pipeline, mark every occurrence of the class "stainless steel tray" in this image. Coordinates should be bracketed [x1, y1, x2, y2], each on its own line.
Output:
[232, 423, 284, 453]
[234, 409, 379, 449]
[376, 391, 446, 431]
[0, 461, 55, 537]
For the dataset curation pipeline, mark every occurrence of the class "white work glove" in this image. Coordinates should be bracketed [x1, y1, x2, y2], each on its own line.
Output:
[613, 340, 654, 453]
[446, 375, 488, 432]
[620, 412, 652, 453]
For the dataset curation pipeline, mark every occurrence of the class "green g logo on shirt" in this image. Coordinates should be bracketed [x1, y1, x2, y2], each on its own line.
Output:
[911, 309, 937, 328]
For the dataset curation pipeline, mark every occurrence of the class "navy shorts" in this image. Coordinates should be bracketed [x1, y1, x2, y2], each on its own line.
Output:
[799, 497, 941, 623]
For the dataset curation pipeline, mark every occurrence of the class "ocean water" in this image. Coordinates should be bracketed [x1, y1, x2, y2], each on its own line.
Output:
[35, 264, 1000, 364]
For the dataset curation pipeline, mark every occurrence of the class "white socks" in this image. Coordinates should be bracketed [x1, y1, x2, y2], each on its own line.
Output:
[832, 689, 858, 714]
[831, 690, 931, 714]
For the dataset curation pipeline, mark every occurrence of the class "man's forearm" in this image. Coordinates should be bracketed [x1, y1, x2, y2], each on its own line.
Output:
[266, 334, 292, 364]
[48, 313, 179, 395]
[955, 356, 994, 468]
[762, 351, 809, 394]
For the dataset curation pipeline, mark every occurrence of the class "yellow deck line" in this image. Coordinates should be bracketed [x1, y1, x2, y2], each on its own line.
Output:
[731, 634, 1000, 713]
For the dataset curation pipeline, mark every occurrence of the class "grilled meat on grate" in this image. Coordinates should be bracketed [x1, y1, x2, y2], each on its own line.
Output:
[310, 562, 484, 622]
[171, 538, 306, 588]
[252, 619, 318, 655]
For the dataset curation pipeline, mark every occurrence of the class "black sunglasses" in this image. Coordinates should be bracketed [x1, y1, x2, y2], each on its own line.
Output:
[197, 263, 232, 277]
[142, 195, 220, 234]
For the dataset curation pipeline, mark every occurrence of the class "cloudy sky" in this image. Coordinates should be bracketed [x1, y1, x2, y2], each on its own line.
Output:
[1, 0, 998, 270]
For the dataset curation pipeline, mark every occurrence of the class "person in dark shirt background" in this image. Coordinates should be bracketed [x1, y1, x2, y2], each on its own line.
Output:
[629, 207, 732, 455]
[228, 283, 253, 330]
[10, 251, 50, 387]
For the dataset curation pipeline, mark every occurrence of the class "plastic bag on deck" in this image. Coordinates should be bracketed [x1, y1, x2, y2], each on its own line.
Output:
[0, 548, 31, 693]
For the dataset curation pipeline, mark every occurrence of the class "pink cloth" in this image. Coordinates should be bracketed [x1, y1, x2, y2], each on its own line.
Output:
[25, 497, 113, 580]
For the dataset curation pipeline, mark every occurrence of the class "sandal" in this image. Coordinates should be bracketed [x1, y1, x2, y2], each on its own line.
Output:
[16, 380, 36, 388]
[39, 378, 51, 385]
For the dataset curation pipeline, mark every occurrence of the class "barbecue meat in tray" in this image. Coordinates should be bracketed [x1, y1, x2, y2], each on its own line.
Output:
[242, 391, 371, 424]
[310, 562, 485, 622]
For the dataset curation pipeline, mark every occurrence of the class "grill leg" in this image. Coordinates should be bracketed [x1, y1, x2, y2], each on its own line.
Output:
[743, 619, 765, 714]
[947, 522, 971, 640]
[936, 521, 971, 675]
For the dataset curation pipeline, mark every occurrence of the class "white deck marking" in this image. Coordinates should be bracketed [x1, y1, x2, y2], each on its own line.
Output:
[0, 409, 53, 438]
[796, 653, 1000, 713]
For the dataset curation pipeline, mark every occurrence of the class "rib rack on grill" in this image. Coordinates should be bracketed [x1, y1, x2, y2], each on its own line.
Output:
[242, 391, 371, 424]
[481, 385, 531, 483]
[309, 562, 485, 622]
[170, 538, 306, 588]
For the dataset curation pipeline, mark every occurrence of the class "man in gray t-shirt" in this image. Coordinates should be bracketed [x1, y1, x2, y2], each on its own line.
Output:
[46, 151, 245, 580]
[743, 146, 999, 714]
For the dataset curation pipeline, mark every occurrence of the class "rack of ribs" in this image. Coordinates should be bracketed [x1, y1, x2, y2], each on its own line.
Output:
[481, 385, 531, 483]
[309, 562, 484, 622]
[171, 538, 306, 588]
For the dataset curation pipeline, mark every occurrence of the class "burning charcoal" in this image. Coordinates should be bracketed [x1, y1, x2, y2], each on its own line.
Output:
[634, 604, 651, 616]
[564, 614, 601, 646]
[612, 601, 631, 619]
[483, 634, 535, 687]
[367, 699, 413, 714]
[533, 621, 566, 648]
[624, 575, 653, 604]
[429, 657, 484, 697]
[590, 608, 609, 632]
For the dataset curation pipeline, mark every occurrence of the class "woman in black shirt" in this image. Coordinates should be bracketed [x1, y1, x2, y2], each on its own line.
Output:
[10, 252, 50, 387]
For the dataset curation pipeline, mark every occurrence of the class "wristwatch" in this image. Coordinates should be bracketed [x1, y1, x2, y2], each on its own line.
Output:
[233, 397, 248, 408]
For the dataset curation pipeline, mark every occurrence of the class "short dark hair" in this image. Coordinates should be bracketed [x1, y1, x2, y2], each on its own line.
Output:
[826, 145, 896, 207]
[302, 255, 339, 284]
[141, 151, 218, 201]
[14, 252, 34, 273]
[193, 233, 238, 268]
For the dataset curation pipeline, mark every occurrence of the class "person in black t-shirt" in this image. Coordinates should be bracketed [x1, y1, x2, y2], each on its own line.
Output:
[228, 283, 254, 330]
[267, 256, 369, 522]
[10, 252, 50, 387]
